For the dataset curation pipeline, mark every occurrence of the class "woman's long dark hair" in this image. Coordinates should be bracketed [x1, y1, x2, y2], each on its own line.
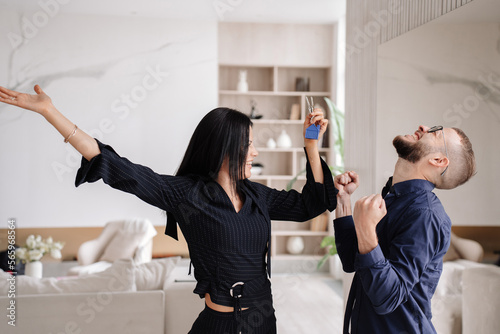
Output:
[176, 107, 252, 195]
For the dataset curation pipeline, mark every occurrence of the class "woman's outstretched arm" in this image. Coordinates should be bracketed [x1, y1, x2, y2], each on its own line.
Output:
[0, 85, 100, 161]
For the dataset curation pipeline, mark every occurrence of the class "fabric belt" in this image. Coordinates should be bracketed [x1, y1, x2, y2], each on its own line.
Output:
[205, 275, 268, 334]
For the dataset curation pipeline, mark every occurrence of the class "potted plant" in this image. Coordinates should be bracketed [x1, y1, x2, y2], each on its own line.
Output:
[16, 235, 64, 278]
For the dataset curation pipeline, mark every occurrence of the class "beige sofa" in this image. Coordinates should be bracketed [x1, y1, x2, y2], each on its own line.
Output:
[0, 258, 204, 334]
[431, 259, 496, 334]
[462, 265, 500, 334]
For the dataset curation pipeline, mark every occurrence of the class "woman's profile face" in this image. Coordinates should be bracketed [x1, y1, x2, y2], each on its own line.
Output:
[244, 127, 259, 179]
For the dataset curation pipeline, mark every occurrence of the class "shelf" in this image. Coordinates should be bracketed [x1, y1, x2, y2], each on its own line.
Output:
[255, 147, 330, 152]
[218, 94, 301, 120]
[276, 67, 331, 92]
[219, 63, 331, 69]
[272, 231, 329, 237]
[250, 175, 298, 180]
[219, 90, 331, 97]
[251, 119, 304, 125]
[272, 254, 324, 261]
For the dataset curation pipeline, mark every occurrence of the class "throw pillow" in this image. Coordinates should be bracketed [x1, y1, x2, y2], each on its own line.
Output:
[443, 243, 460, 262]
[0, 269, 13, 293]
[435, 261, 464, 297]
[16, 259, 136, 295]
[0, 268, 11, 279]
[99, 230, 144, 262]
[135, 256, 180, 291]
[67, 261, 113, 276]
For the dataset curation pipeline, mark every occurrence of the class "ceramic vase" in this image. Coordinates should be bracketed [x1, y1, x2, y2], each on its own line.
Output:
[286, 236, 305, 255]
[266, 138, 276, 149]
[330, 254, 343, 279]
[276, 130, 292, 148]
[237, 70, 248, 92]
[25, 261, 43, 278]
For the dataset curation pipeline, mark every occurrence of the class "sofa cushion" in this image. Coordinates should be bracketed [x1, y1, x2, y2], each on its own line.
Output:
[99, 229, 145, 262]
[434, 259, 487, 297]
[67, 261, 113, 276]
[135, 256, 180, 290]
[431, 294, 462, 334]
[462, 265, 500, 334]
[12, 259, 136, 295]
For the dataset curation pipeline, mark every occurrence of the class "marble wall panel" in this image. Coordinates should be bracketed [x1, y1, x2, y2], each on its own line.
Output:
[0, 10, 217, 227]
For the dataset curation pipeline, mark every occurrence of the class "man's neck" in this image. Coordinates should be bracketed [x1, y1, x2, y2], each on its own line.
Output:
[392, 158, 428, 185]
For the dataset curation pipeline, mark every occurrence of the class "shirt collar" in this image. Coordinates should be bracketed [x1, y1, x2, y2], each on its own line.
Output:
[391, 179, 435, 197]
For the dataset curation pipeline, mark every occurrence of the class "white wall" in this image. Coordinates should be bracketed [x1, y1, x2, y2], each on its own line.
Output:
[377, 22, 499, 225]
[344, 0, 473, 202]
[0, 9, 217, 227]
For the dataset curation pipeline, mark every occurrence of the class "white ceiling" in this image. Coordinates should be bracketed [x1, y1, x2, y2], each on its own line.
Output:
[0, 0, 346, 24]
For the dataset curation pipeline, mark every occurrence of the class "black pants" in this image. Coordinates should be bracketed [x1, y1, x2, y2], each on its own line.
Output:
[189, 304, 277, 334]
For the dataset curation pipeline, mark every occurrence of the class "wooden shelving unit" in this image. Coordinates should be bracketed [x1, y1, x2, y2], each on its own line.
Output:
[218, 23, 336, 270]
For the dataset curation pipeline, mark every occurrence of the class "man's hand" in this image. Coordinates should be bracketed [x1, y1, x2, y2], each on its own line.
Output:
[353, 194, 387, 254]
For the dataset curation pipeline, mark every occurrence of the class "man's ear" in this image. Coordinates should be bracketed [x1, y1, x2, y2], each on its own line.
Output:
[428, 155, 449, 169]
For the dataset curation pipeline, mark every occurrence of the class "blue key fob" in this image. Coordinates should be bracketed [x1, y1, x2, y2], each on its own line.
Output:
[305, 124, 320, 139]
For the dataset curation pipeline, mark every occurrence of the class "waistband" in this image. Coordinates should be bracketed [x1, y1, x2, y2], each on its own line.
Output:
[195, 273, 270, 307]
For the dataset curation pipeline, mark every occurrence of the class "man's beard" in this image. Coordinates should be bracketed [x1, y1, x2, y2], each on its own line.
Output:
[392, 136, 430, 163]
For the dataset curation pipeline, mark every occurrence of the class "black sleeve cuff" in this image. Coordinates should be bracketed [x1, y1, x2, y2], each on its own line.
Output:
[75, 139, 117, 187]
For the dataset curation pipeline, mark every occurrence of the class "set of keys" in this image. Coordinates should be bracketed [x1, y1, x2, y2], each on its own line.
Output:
[305, 96, 320, 140]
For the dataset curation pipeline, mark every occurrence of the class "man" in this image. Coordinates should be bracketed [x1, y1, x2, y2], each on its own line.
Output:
[334, 125, 476, 333]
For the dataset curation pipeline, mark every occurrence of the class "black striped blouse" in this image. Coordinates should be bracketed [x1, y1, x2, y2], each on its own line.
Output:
[76, 140, 337, 308]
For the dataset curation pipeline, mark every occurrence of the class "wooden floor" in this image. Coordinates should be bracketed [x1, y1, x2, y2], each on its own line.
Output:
[271, 274, 344, 333]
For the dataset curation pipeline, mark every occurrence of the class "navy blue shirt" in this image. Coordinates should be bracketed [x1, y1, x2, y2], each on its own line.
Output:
[334, 179, 451, 334]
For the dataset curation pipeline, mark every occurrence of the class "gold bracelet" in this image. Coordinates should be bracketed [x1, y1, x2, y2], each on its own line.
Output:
[64, 124, 78, 143]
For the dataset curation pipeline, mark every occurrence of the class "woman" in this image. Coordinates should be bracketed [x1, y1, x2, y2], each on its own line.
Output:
[0, 85, 337, 333]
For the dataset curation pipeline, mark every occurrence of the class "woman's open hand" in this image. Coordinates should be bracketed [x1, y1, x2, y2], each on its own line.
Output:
[0, 85, 54, 117]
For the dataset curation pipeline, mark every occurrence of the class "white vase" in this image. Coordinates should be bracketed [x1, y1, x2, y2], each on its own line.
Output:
[25, 261, 43, 278]
[276, 130, 292, 148]
[266, 138, 276, 149]
[237, 70, 248, 92]
[286, 236, 305, 255]
[330, 254, 343, 279]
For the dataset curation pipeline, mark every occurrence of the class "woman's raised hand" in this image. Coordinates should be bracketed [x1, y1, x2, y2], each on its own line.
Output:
[303, 107, 328, 144]
[0, 84, 101, 160]
[334, 171, 359, 197]
[0, 85, 54, 116]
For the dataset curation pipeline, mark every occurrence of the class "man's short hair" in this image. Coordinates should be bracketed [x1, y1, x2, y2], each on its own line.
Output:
[439, 127, 476, 189]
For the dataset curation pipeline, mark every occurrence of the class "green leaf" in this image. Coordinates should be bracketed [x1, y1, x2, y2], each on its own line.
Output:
[320, 236, 336, 248]
[329, 246, 337, 255]
[317, 253, 330, 270]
